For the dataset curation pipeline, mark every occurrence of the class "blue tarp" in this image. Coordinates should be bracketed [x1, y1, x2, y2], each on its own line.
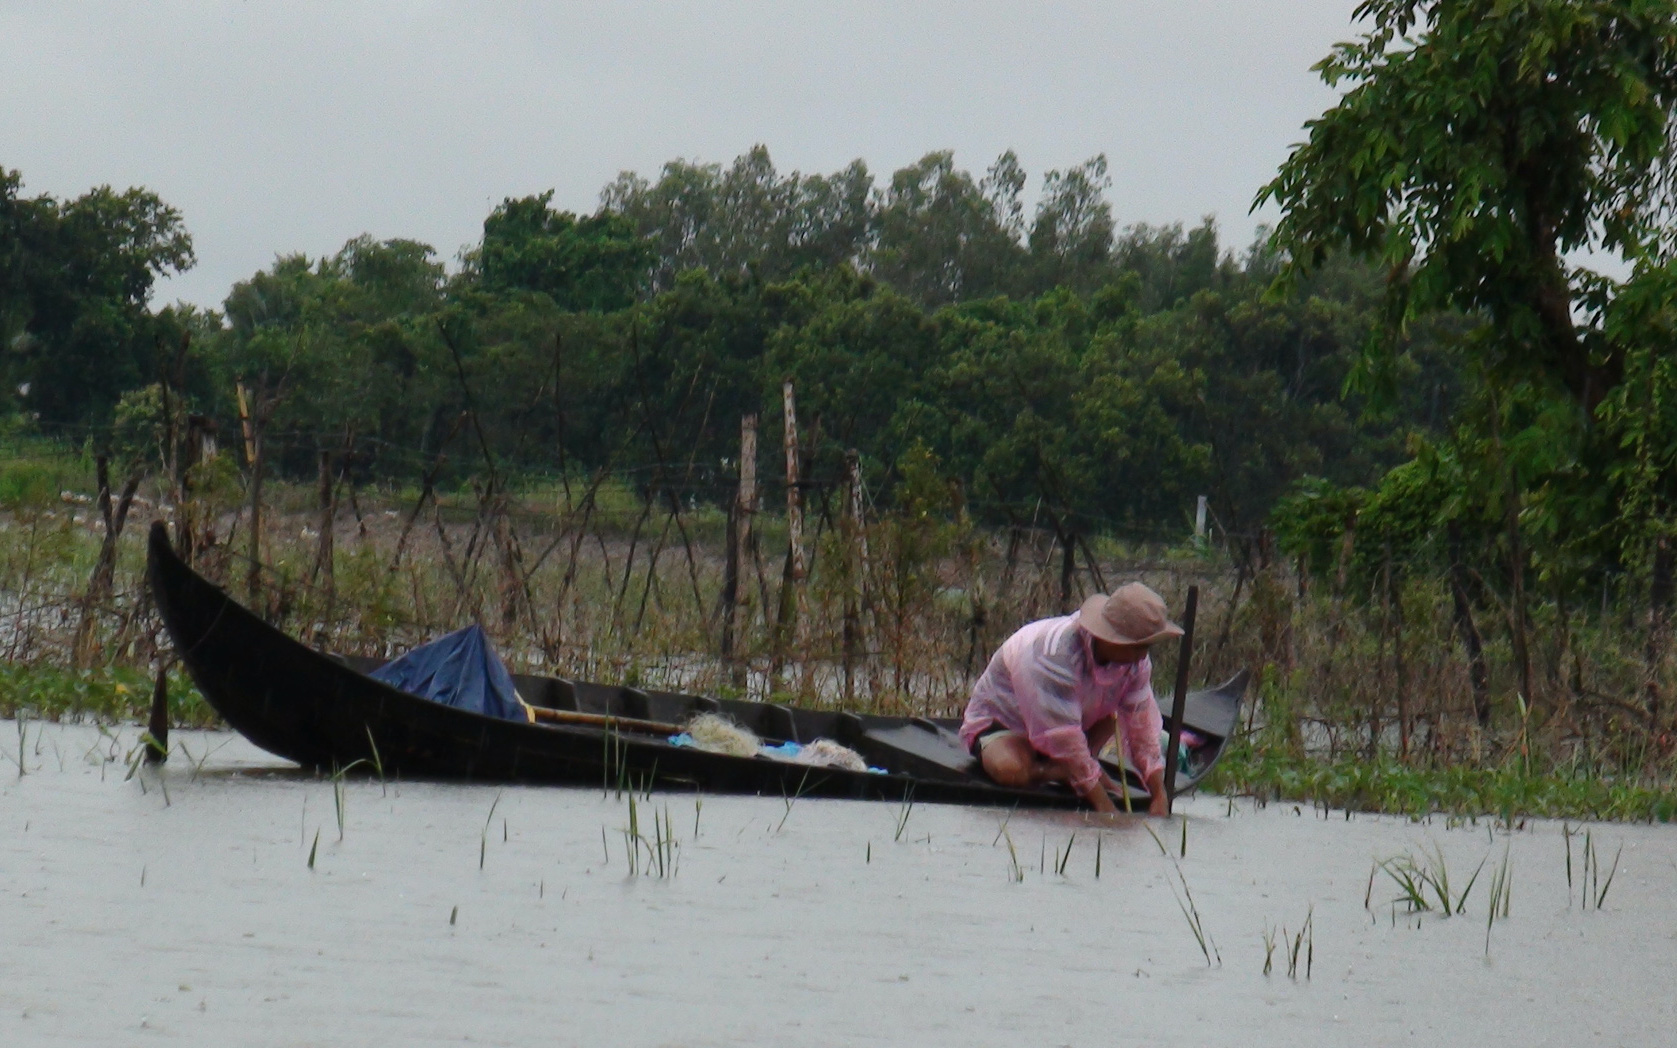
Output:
[369, 624, 528, 722]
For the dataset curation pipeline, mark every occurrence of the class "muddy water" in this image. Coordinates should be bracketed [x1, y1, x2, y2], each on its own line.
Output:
[3, 721, 1674, 1047]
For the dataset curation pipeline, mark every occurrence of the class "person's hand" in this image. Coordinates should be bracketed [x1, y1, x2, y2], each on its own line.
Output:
[1085, 784, 1119, 815]
[1145, 768, 1170, 817]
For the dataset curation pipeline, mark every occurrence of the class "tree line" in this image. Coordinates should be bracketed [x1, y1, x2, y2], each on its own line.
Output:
[0, 148, 1455, 550]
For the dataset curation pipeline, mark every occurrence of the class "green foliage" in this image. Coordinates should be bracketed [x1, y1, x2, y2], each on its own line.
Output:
[1, 145, 1473, 560]
[110, 384, 166, 473]
[470, 192, 649, 311]
[1254, 4, 1677, 751]
[1260, 0, 1677, 408]
[1205, 740, 1677, 823]
[0, 431, 89, 508]
[871, 150, 1029, 305]
[0, 663, 216, 727]
[602, 146, 875, 292]
[0, 168, 195, 428]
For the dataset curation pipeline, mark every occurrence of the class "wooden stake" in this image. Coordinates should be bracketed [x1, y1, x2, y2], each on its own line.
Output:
[783, 380, 806, 589]
[1163, 585, 1199, 809]
[145, 665, 169, 764]
[311, 451, 335, 583]
[842, 449, 868, 703]
[773, 382, 809, 691]
[721, 414, 758, 681]
[235, 382, 256, 468]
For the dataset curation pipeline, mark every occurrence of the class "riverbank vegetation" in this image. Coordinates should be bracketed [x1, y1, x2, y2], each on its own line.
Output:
[4, 1, 1677, 822]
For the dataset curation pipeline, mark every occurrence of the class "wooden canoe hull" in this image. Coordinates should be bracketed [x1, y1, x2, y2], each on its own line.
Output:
[147, 522, 1246, 809]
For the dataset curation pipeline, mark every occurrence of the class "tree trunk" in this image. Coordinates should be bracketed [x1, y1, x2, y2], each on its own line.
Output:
[1505, 472, 1534, 708]
[1447, 522, 1492, 728]
[310, 450, 336, 625]
[1386, 541, 1409, 759]
[243, 393, 265, 611]
[1646, 536, 1673, 733]
[1058, 526, 1076, 613]
[73, 455, 139, 667]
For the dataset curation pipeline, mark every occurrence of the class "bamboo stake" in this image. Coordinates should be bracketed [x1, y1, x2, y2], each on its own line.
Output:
[721, 414, 758, 684]
[1163, 585, 1200, 809]
[843, 449, 869, 704]
[773, 381, 809, 692]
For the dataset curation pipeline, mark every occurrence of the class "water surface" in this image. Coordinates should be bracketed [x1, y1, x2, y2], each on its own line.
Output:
[2, 721, 1673, 1046]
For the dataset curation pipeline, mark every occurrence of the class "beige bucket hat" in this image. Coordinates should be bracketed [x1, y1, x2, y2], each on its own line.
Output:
[1077, 582, 1184, 646]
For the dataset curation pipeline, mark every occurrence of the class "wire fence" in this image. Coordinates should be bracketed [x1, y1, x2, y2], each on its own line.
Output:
[3, 423, 1673, 775]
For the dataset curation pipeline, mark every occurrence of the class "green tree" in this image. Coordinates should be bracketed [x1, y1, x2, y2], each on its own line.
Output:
[601, 147, 874, 293]
[870, 151, 1027, 306]
[469, 191, 649, 312]
[1028, 155, 1118, 295]
[1258, 0, 1677, 411]
[0, 169, 195, 427]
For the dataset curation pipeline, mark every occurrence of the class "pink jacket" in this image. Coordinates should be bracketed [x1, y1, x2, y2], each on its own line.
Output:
[959, 614, 1164, 794]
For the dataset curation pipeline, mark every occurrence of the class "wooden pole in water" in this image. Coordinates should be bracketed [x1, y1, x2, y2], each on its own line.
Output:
[721, 413, 757, 685]
[1163, 584, 1199, 809]
[145, 665, 169, 764]
[842, 449, 868, 704]
[774, 381, 809, 692]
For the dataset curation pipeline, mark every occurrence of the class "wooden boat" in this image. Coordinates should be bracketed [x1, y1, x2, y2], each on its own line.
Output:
[147, 521, 1247, 809]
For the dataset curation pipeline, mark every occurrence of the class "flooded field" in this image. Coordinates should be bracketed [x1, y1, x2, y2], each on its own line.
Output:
[2, 720, 1674, 1047]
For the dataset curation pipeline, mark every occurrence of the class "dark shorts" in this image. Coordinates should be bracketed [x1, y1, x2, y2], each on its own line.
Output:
[969, 723, 1012, 760]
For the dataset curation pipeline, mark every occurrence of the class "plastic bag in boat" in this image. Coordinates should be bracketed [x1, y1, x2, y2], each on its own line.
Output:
[369, 624, 529, 722]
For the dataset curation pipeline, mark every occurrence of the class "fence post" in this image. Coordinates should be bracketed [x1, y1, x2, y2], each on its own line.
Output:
[842, 449, 869, 704]
[774, 380, 810, 694]
[721, 413, 758, 688]
[237, 382, 264, 609]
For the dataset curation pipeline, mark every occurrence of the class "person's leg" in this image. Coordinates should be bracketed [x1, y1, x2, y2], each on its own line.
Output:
[979, 732, 1078, 788]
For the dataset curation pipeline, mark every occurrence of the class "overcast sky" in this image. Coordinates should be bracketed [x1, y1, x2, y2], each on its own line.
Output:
[3, 1, 1363, 309]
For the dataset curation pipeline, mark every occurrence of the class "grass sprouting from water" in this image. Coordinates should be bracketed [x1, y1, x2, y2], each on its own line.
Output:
[893, 787, 915, 842]
[1146, 824, 1220, 966]
[8, 716, 26, 777]
[1566, 825, 1622, 910]
[1002, 828, 1024, 883]
[622, 792, 679, 878]
[1376, 843, 1485, 917]
[364, 727, 387, 795]
[1264, 907, 1314, 979]
[480, 790, 503, 870]
[329, 760, 366, 841]
[1054, 833, 1076, 876]
[1484, 844, 1513, 954]
[775, 768, 812, 833]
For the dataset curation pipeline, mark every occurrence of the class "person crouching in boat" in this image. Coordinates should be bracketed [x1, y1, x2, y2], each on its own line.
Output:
[960, 582, 1182, 816]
